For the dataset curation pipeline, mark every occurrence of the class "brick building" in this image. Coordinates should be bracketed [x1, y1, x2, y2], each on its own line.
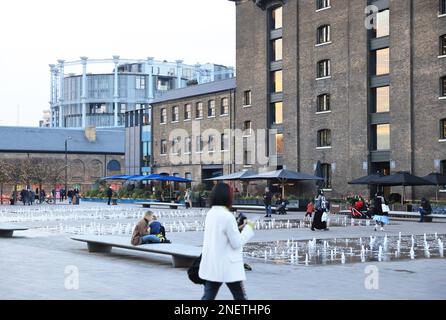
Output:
[230, 0, 446, 199]
[0, 126, 124, 193]
[150, 79, 236, 189]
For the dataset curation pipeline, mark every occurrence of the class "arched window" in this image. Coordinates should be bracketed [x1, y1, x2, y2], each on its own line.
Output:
[89, 160, 103, 179]
[317, 25, 331, 44]
[317, 59, 331, 78]
[317, 129, 332, 147]
[107, 160, 121, 172]
[70, 159, 85, 180]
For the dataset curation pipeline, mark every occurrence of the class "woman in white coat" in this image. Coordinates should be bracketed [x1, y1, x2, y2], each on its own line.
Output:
[199, 183, 255, 300]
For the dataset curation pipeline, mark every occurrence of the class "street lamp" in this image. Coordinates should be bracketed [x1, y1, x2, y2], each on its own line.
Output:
[65, 137, 72, 198]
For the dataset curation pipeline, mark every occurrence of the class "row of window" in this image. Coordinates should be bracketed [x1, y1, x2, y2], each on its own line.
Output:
[160, 98, 229, 124]
[160, 134, 230, 155]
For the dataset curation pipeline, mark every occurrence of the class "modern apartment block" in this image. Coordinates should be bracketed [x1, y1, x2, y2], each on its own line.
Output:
[49, 57, 234, 129]
[231, 0, 446, 199]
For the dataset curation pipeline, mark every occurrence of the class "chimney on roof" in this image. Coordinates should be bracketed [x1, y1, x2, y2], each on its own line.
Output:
[186, 79, 198, 87]
[85, 126, 96, 142]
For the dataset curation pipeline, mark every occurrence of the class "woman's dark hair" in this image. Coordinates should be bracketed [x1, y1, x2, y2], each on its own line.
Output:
[209, 183, 233, 208]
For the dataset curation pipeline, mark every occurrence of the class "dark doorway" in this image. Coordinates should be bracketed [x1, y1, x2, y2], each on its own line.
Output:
[370, 162, 390, 199]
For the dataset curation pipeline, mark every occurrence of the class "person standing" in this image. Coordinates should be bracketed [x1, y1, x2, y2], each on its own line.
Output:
[106, 186, 113, 205]
[185, 188, 193, 209]
[372, 192, 389, 231]
[305, 200, 315, 218]
[311, 190, 329, 231]
[199, 183, 255, 300]
[20, 189, 27, 206]
[418, 197, 432, 223]
[67, 190, 73, 205]
[263, 187, 273, 218]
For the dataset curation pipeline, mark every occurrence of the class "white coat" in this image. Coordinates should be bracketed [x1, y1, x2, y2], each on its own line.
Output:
[199, 205, 254, 283]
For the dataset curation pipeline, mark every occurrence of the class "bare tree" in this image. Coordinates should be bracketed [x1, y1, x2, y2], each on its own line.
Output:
[0, 160, 11, 205]
[44, 159, 66, 192]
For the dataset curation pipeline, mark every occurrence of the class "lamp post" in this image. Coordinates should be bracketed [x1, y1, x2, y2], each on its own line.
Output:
[65, 137, 72, 199]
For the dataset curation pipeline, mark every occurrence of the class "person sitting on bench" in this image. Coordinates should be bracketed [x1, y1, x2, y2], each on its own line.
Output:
[149, 215, 171, 243]
[131, 211, 169, 245]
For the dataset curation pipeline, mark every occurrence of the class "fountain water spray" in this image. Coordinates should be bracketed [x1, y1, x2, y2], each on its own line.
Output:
[378, 245, 383, 262]
[341, 252, 346, 264]
[438, 239, 444, 258]
[410, 246, 415, 260]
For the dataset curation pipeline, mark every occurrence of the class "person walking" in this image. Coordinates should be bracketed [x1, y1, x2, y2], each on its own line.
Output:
[263, 187, 273, 218]
[311, 190, 329, 231]
[372, 192, 389, 231]
[106, 186, 113, 205]
[199, 183, 255, 300]
[185, 188, 193, 209]
[418, 197, 432, 223]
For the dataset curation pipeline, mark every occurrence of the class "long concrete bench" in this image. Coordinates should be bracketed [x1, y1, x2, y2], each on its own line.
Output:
[141, 202, 186, 209]
[0, 224, 29, 238]
[232, 205, 278, 212]
[335, 209, 446, 221]
[71, 235, 201, 268]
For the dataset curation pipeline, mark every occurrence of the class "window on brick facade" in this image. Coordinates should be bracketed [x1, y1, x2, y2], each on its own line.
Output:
[272, 102, 283, 124]
[317, 60, 331, 78]
[317, 0, 330, 10]
[441, 119, 446, 139]
[321, 163, 332, 189]
[221, 133, 229, 151]
[271, 6, 282, 29]
[373, 86, 390, 113]
[185, 137, 192, 153]
[375, 10, 390, 38]
[272, 38, 283, 61]
[160, 140, 167, 155]
[172, 106, 179, 122]
[317, 94, 330, 112]
[160, 108, 166, 124]
[184, 104, 191, 120]
[208, 100, 215, 117]
[441, 35, 446, 56]
[441, 76, 446, 97]
[196, 102, 203, 119]
[196, 136, 203, 152]
[243, 90, 252, 106]
[374, 48, 390, 76]
[441, 0, 446, 15]
[373, 124, 390, 150]
[244, 121, 252, 135]
[271, 70, 283, 92]
[221, 98, 229, 115]
[317, 25, 331, 44]
[317, 129, 331, 147]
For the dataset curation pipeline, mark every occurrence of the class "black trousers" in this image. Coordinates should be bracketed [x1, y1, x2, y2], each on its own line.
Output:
[201, 281, 247, 300]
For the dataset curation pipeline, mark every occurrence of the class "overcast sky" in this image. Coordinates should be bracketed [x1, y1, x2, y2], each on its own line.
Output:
[0, 0, 236, 127]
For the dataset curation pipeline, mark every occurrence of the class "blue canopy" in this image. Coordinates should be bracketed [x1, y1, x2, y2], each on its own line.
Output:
[126, 174, 192, 183]
[100, 175, 136, 180]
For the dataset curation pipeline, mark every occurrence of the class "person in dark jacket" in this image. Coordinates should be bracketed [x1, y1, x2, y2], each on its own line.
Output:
[311, 190, 329, 231]
[418, 198, 432, 223]
[106, 186, 113, 205]
[372, 192, 389, 231]
[263, 187, 273, 218]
